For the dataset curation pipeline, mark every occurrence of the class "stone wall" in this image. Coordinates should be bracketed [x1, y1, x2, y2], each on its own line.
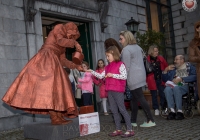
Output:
[0, 0, 28, 117]
[0, 0, 146, 131]
[0, 0, 33, 131]
[104, 0, 146, 43]
[171, 0, 200, 60]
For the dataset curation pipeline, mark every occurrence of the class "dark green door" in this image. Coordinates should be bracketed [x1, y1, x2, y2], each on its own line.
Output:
[66, 23, 97, 111]
[66, 23, 92, 65]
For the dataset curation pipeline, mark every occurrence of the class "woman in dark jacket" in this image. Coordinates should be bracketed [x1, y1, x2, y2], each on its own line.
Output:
[188, 21, 200, 102]
[146, 45, 168, 115]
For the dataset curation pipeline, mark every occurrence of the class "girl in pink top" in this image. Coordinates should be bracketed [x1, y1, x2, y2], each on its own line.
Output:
[87, 46, 134, 138]
[92, 59, 108, 115]
[78, 61, 93, 106]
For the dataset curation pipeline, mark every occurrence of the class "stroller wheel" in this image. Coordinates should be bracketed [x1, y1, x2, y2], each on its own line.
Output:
[160, 108, 169, 118]
[197, 100, 200, 115]
[183, 110, 194, 119]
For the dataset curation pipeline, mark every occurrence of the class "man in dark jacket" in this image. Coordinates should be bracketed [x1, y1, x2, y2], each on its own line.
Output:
[162, 55, 197, 120]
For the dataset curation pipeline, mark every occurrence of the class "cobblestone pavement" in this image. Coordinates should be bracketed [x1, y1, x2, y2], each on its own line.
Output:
[1, 109, 200, 140]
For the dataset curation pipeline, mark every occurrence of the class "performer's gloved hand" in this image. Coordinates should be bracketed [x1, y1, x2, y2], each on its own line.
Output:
[76, 65, 84, 72]
[75, 42, 82, 53]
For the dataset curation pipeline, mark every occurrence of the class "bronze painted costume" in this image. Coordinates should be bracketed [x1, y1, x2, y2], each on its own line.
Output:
[2, 22, 82, 123]
[188, 21, 200, 99]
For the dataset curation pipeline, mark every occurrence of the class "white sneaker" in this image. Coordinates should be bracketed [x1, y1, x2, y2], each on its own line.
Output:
[155, 109, 159, 116]
[131, 123, 137, 127]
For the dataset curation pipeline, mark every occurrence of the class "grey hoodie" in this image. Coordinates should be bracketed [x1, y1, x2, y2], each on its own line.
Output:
[121, 44, 146, 90]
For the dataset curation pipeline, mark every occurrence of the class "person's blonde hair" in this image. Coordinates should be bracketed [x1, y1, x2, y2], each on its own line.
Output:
[105, 45, 120, 62]
[119, 31, 137, 47]
[148, 44, 158, 56]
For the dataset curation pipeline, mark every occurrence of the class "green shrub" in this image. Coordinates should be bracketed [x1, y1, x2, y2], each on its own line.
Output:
[136, 29, 164, 54]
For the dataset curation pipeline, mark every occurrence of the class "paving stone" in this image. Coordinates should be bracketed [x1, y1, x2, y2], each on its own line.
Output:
[0, 110, 200, 140]
[24, 118, 79, 140]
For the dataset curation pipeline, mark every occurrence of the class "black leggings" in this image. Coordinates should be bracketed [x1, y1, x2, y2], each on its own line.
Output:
[130, 87, 154, 123]
[82, 93, 92, 106]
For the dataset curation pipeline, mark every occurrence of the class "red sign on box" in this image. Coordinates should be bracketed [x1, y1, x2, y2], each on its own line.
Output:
[79, 124, 89, 136]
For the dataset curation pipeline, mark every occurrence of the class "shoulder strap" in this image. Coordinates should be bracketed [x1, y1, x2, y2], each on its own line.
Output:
[72, 70, 78, 83]
[141, 49, 147, 58]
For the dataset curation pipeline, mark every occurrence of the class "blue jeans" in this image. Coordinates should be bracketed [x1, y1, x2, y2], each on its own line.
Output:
[150, 79, 165, 110]
[164, 84, 188, 110]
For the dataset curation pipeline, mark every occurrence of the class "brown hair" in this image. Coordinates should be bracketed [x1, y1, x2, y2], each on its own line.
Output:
[194, 21, 200, 39]
[148, 44, 158, 56]
[82, 61, 89, 69]
[105, 45, 120, 62]
[96, 59, 105, 70]
[104, 38, 122, 53]
[119, 31, 137, 47]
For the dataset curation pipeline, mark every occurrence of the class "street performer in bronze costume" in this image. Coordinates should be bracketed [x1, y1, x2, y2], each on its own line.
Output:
[189, 21, 200, 103]
[2, 22, 83, 125]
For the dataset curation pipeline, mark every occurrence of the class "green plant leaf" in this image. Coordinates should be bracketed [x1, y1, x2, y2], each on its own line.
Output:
[136, 29, 164, 54]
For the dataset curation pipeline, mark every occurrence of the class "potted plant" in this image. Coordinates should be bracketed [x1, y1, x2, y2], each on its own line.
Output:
[136, 29, 164, 54]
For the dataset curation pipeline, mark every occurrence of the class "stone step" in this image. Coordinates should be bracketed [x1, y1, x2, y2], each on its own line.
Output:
[24, 117, 80, 140]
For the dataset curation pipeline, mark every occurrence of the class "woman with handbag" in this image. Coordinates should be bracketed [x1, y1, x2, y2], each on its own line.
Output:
[146, 45, 168, 115]
[119, 30, 155, 127]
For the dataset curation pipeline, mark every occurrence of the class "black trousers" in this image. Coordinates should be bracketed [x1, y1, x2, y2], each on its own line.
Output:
[130, 87, 154, 123]
[82, 93, 92, 106]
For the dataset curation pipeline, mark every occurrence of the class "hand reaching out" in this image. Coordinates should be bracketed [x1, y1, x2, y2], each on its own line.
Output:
[106, 73, 113, 78]
[76, 65, 83, 71]
[166, 65, 175, 71]
[86, 69, 93, 72]
[163, 64, 175, 73]
[75, 42, 82, 53]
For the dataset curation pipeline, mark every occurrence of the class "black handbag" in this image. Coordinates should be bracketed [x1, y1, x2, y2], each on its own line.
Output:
[142, 50, 154, 74]
[124, 85, 132, 100]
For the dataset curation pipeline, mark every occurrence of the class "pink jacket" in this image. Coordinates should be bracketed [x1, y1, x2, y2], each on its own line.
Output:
[92, 68, 107, 98]
[78, 72, 93, 93]
[105, 61, 126, 93]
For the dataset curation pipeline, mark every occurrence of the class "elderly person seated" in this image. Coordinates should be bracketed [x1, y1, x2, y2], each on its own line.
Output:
[162, 55, 197, 120]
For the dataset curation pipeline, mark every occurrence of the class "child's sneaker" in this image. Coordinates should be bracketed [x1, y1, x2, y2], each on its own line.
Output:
[121, 130, 135, 138]
[140, 121, 156, 127]
[108, 130, 123, 137]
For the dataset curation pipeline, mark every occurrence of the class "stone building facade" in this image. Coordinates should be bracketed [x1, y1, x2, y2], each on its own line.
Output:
[0, 0, 199, 131]
[171, 0, 200, 61]
[0, 0, 146, 131]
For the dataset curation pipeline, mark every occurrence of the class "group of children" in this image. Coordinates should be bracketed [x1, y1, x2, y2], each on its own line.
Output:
[65, 60, 109, 113]
[65, 45, 135, 138]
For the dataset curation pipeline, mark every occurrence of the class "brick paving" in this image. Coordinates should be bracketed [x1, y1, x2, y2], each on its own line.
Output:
[1, 109, 200, 140]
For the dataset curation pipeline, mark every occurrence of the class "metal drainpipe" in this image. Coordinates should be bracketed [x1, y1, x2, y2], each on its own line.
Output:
[23, 0, 35, 122]
[23, 0, 30, 60]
